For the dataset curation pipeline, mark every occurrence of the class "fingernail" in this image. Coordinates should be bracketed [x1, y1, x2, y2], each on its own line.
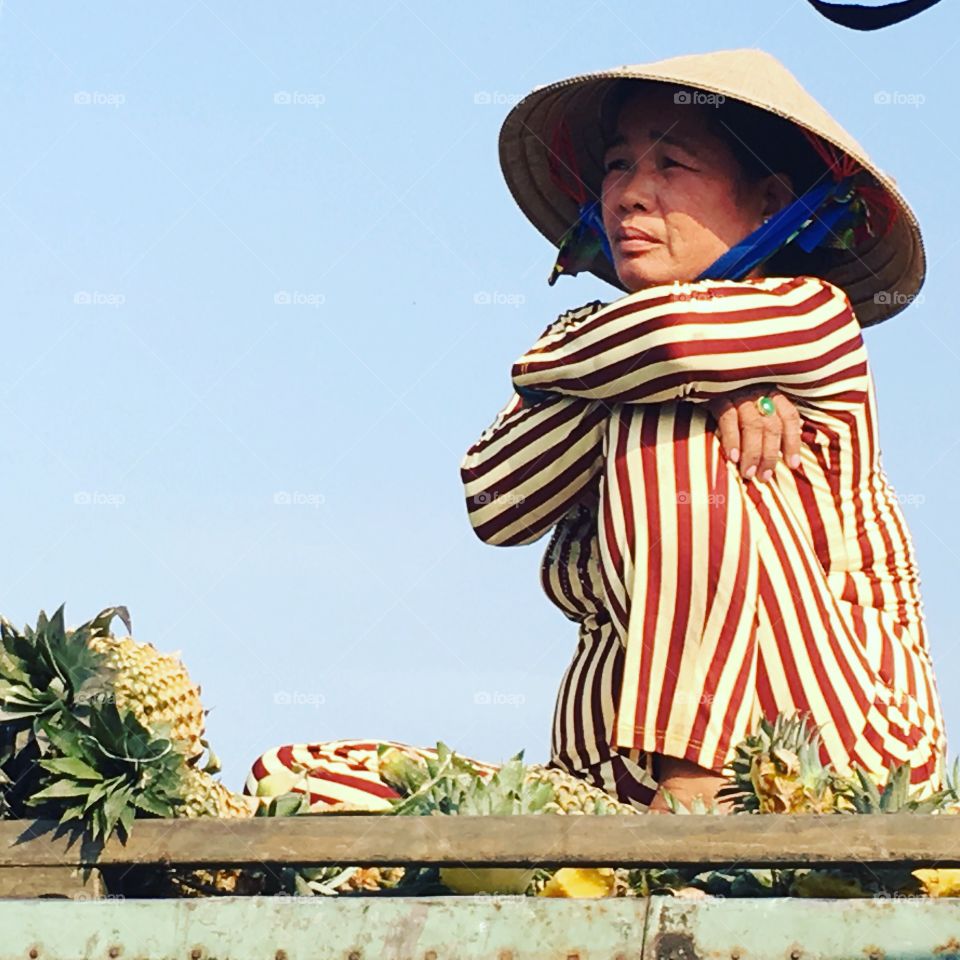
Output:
[745, 465, 756, 480]
[730, 448, 740, 464]
[789, 454, 801, 469]
[761, 468, 773, 482]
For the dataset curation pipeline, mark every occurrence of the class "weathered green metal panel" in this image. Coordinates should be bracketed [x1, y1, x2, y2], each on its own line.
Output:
[2, 895, 959, 959]
[0, 895, 651, 959]
[645, 896, 960, 959]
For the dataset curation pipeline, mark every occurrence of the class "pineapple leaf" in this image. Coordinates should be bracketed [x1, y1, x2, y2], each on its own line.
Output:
[38, 757, 103, 780]
[84, 606, 133, 640]
[132, 791, 178, 818]
[117, 802, 136, 840]
[263, 793, 309, 818]
[28, 780, 93, 801]
[37, 720, 85, 759]
[59, 804, 85, 825]
[102, 786, 133, 838]
[199, 738, 222, 775]
[82, 779, 115, 813]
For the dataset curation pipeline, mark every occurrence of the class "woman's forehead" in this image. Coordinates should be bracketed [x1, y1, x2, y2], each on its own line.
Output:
[607, 89, 719, 153]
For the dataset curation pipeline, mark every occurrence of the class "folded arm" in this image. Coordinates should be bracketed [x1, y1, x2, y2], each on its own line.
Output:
[512, 276, 869, 407]
[460, 392, 607, 546]
[461, 301, 610, 547]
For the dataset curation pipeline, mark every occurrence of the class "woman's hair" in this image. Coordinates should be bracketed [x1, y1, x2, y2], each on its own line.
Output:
[598, 79, 842, 279]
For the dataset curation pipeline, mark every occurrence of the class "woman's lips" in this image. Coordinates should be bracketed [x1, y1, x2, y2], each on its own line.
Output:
[616, 237, 661, 254]
[614, 224, 663, 255]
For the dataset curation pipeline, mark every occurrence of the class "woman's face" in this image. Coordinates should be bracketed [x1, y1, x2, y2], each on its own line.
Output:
[600, 85, 791, 291]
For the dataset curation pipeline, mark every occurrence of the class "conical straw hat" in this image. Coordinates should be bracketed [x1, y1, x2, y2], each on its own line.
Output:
[498, 48, 924, 327]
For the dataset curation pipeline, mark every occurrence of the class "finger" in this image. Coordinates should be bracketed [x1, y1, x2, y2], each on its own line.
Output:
[711, 401, 740, 464]
[758, 414, 783, 482]
[737, 405, 765, 481]
[772, 392, 803, 469]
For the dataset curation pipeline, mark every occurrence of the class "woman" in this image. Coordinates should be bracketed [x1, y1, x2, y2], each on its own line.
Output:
[245, 49, 946, 816]
[461, 49, 946, 811]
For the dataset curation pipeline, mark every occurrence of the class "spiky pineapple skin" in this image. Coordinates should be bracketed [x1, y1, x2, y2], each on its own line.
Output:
[162, 764, 260, 896]
[524, 764, 639, 816]
[87, 634, 206, 761]
[177, 764, 259, 819]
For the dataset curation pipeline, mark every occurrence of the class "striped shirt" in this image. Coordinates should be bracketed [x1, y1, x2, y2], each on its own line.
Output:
[461, 275, 943, 775]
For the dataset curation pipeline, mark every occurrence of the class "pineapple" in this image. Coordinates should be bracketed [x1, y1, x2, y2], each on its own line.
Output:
[29, 699, 186, 842]
[840, 760, 958, 815]
[0, 605, 190, 843]
[912, 869, 960, 898]
[717, 713, 960, 899]
[717, 712, 844, 814]
[160, 761, 263, 897]
[177, 763, 259, 818]
[381, 744, 641, 817]
[538, 867, 617, 898]
[524, 764, 639, 816]
[378, 742, 636, 896]
[439, 867, 538, 895]
[85, 633, 206, 763]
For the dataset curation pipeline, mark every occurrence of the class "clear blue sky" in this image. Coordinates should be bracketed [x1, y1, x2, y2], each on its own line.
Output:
[0, 1, 956, 790]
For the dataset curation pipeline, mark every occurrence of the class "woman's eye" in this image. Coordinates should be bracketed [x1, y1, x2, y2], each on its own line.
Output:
[603, 156, 692, 174]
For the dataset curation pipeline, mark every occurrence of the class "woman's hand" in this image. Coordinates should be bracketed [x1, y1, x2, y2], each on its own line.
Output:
[706, 386, 803, 483]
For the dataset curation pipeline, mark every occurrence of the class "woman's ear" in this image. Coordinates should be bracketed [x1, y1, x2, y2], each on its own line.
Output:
[760, 172, 795, 219]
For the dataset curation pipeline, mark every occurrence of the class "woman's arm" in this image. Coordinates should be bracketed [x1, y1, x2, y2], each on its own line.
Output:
[512, 276, 869, 407]
[460, 391, 607, 546]
[461, 301, 612, 547]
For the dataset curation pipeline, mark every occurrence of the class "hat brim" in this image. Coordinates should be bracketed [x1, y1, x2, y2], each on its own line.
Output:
[498, 56, 925, 327]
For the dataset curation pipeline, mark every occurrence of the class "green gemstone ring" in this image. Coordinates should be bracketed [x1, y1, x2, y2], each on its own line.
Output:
[756, 395, 776, 417]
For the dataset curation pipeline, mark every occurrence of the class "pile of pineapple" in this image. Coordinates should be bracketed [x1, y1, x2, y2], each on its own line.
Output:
[0, 604, 266, 896]
[2, 604, 959, 900]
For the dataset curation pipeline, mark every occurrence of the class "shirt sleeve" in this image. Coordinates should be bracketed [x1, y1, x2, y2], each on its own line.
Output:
[511, 276, 869, 406]
[460, 392, 607, 546]
[460, 301, 611, 547]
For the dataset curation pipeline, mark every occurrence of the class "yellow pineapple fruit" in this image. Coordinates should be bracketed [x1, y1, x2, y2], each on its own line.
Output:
[177, 764, 260, 818]
[164, 764, 261, 896]
[87, 634, 206, 762]
[912, 870, 960, 897]
[538, 867, 617, 898]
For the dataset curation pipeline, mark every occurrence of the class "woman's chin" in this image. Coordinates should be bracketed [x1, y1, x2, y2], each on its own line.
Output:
[615, 259, 678, 292]
[614, 257, 717, 292]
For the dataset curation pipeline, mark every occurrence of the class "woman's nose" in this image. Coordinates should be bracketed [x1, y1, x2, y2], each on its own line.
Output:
[615, 161, 657, 212]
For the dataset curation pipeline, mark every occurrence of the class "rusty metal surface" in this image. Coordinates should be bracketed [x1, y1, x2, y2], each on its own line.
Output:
[646, 896, 960, 959]
[0, 895, 651, 959]
[1, 894, 959, 959]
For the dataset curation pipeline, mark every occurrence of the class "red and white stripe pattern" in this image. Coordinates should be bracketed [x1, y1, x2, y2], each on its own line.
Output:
[244, 740, 500, 812]
[462, 276, 946, 795]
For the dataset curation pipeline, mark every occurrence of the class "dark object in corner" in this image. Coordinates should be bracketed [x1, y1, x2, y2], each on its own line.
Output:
[806, 0, 943, 30]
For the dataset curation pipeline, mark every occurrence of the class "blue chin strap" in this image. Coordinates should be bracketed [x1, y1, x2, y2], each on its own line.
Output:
[694, 177, 858, 281]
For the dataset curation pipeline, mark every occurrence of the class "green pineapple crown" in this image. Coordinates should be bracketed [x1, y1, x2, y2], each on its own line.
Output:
[0, 604, 130, 723]
[718, 710, 959, 814]
[378, 742, 556, 816]
[0, 604, 190, 847]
